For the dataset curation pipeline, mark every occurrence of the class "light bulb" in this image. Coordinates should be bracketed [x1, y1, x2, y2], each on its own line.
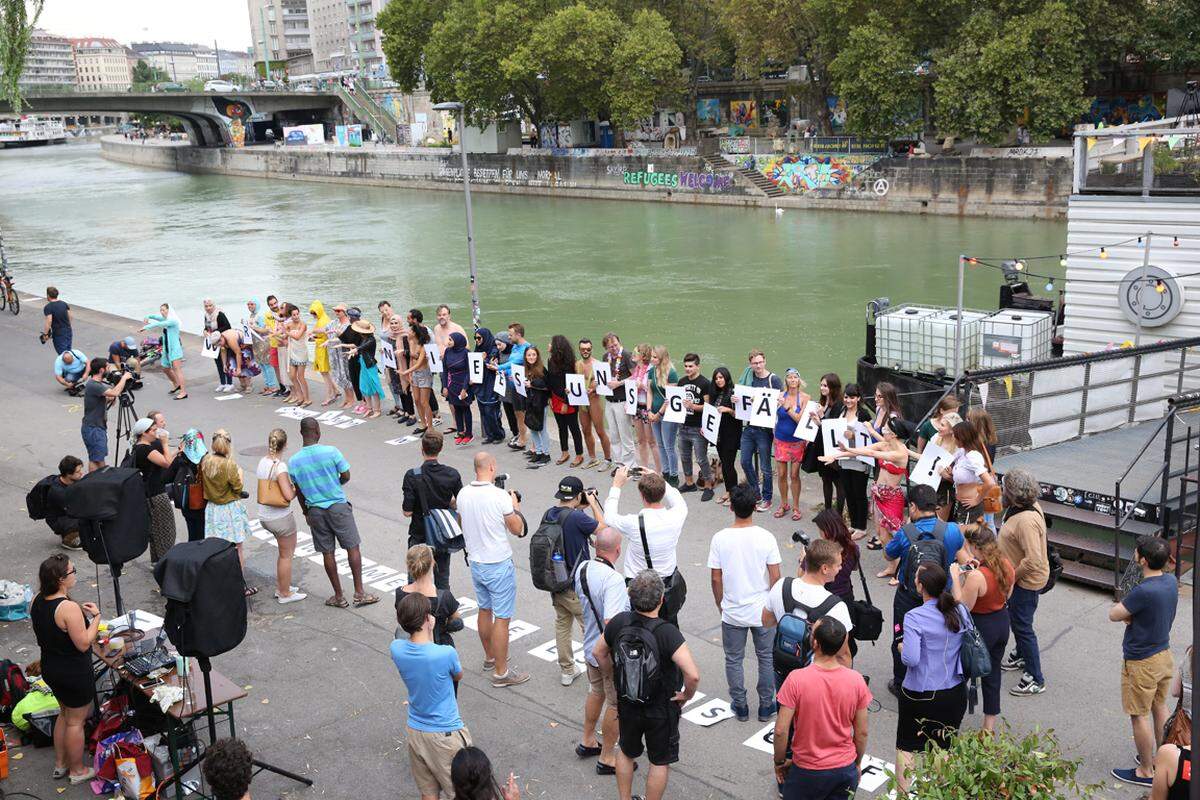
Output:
[1137, 237, 1144, 248]
[1175, 236, 1181, 247]
[1015, 260, 1025, 272]
[1059, 255, 1068, 267]
[1045, 279, 1055, 292]
[1155, 279, 1167, 294]
[1100, 247, 1108, 259]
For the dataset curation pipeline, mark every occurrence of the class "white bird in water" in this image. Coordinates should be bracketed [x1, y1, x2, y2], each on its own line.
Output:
[774, 207, 784, 217]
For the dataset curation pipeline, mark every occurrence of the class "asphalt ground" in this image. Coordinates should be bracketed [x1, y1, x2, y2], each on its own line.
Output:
[0, 297, 1189, 799]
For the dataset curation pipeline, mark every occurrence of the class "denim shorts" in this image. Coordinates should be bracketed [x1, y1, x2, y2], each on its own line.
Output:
[470, 558, 516, 619]
[81, 424, 107, 462]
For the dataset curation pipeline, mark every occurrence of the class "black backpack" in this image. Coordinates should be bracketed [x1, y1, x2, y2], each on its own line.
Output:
[900, 520, 948, 595]
[613, 616, 664, 705]
[772, 578, 842, 679]
[529, 508, 574, 594]
[0, 659, 30, 723]
[25, 475, 58, 520]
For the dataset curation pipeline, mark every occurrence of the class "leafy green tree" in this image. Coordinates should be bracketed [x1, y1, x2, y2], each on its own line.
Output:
[605, 10, 684, 130]
[828, 12, 924, 138]
[0, 0, 45, 112]
[132, 59, 170, 87]
[377, 0, 445, 93]
[935, 1, 1092, 143]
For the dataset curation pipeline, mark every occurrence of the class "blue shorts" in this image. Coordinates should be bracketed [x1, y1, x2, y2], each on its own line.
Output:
[470, 558, 516, 619]
[81, 424, 107, 463]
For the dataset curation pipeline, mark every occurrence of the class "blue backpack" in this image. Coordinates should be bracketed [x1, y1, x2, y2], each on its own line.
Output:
[772, 579, 841, 679]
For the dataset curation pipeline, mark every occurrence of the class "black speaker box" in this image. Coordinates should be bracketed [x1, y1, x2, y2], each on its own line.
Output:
[154, 539, 247, 658]
[64, 467, 149, 565]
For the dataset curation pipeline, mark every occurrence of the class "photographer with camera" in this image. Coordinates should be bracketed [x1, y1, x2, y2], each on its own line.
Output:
[81, 357, 131, 472]
[603, 465, 689, 626]
[41, 286, 73, 354]
[54, 348, 87, 394]
[456, 451, 530, 688]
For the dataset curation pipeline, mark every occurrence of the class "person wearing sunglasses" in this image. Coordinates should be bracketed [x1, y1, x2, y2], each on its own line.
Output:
[30, 554, 100, 785]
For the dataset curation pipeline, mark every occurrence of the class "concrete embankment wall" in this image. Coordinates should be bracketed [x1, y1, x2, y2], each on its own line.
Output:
[100, 137, 1070, 219]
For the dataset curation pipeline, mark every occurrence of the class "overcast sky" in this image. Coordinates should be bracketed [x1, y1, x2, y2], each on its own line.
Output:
[37, 0, 253, 49]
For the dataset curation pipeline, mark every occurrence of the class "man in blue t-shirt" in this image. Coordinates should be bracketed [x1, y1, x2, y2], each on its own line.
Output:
[540, 476, 604, 685]
[1108, 536, 1179, 787]
[53, 349, 87, 391]
[884, 484, 965, 693]
[288, 418, 377, 609]
[391, 592, 471, 800]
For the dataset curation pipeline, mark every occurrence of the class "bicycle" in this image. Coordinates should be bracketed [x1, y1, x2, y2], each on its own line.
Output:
[0, 267, 17, 315]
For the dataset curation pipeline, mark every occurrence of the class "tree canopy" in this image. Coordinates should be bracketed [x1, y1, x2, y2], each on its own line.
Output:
[0, 0, 45, 112]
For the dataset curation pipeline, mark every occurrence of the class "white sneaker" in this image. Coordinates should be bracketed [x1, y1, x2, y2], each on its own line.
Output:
[561, 665, 585, 686]
[276, 591, 307, 604]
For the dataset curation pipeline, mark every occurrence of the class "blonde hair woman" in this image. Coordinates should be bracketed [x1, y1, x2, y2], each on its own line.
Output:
[255, 429, 306, 604]
[646, 345, 678, 481]
[773, 368, 810, 520]
[201, 429, 256, 595]
[283, 303, 310, 407]
[631, 343, 659, 470]
[396, 544, 461, 647]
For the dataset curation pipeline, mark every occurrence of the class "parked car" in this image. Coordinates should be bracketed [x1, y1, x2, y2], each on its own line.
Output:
[153, 82, 186, 92]
[204, 80, 240, 93]
[292, 83, 318, 93]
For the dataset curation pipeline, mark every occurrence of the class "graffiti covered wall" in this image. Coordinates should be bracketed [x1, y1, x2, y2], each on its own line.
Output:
[729, 152, 881, 193]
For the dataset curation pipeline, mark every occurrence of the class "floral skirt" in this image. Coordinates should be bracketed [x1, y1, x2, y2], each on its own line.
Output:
[872, 483, 905, 534]
[205, 500, 251, 544]
[226, 344, 261, 379]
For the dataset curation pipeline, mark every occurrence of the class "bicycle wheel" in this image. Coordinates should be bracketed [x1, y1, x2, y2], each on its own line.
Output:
[0, 286, 7, 311]
[8, 290, 18, 315]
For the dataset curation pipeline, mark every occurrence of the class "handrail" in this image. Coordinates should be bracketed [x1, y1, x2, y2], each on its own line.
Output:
[963, 336, 1200, 382]
[1116, 414, 1174, 486]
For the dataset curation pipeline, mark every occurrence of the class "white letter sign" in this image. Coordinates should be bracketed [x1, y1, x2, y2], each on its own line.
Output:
[795, 401, 821, 442]
[821, 419, 849, 457]
[593, 362, 612, 397]
[701, 403, 720, 445]
[624, 378, 638, 416]
[493, 368, 507, 397]
[468, 352, 484, 384]
[380, 339, 397, 370]
[424, 343, 443, 374]
[566, 373, 589, 406]
[663, 386, 687, 424]
[910, 441, 953, 489]
[511, 364, 527, 397]
[733, 385, 754, 422]
[749, 388, 778, 429]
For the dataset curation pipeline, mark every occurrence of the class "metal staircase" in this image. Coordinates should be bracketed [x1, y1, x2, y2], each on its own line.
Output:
[335, 84, 394, 143]
[701, 154, 785, 198]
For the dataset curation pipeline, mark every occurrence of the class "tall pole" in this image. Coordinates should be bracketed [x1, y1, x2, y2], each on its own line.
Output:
[954, 254, 966, 377]
[214, 40, 221, 78]
[458, 106, 480, 330]
[259, 7, 273, 80]
[1134, 231, 1152, 349]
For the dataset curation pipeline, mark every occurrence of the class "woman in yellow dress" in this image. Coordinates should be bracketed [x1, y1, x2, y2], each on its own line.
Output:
[308, 300, 340, 406]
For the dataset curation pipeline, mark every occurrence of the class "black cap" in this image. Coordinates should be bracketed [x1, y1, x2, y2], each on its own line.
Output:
[555, 476, 585, 500]
[907, 483, 939, 511]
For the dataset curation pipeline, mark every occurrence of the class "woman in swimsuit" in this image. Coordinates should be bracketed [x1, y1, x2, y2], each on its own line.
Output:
[939, 419, 997, 533]
[822, 416, 914, 584]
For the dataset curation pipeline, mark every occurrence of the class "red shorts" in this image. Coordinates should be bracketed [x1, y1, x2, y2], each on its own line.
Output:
[773, 439, 806, 463]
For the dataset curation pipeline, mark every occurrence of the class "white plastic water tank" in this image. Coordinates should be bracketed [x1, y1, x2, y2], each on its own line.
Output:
[920, 309, 990, 373]
[876, 305, 941, 371]
[978, 308, 1053, 367]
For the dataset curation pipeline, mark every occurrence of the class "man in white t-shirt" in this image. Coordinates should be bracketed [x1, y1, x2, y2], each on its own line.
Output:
[708, 483, 782, 722]
[763, 538, 854, 678]
[455, 451, 530, 688]
[602, 466, 688, 625]
[574, 527, 629, 774]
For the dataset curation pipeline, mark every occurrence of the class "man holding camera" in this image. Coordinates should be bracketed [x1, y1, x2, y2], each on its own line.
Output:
[402, 431, 463, 590]
[603, 465, 689, 626]
[41, 286, 73, 354]
[541, 476, 606, 686]
[54, 348, 88, 393]
[457, 451, 529, 688]
[81, 358, 131, 472]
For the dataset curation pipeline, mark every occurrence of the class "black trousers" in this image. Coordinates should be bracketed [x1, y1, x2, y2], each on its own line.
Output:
[717, 435, 740, 492]
[819, 464, 844, 512]
[892, 588, 923, 686]
[503, 401, 519, 437]
[556, 412, 583, 455]
[183, 509, 205, 542]
[348, 356, 364, 402]
[839, 469, 870, 530]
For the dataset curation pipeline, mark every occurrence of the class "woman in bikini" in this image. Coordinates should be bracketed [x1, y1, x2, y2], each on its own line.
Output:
[822, 416, 914, 584]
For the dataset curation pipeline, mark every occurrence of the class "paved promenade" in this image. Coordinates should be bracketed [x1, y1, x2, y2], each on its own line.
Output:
[0, 297, 1180, 798]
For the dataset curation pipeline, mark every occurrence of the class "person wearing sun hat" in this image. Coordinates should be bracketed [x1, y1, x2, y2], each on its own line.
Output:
[346, 316, 387, 418]
[131, 415, 179, 563]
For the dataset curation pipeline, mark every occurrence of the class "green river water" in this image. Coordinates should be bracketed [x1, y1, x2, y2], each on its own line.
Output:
[2, 143, 1066, 378]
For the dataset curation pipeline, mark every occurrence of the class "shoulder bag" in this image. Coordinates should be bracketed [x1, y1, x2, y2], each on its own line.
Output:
[979, 448, 1004, 515]
[256, 460, 290, 508]
[638, 513, 686, 621]
[848, 554, 884, 642]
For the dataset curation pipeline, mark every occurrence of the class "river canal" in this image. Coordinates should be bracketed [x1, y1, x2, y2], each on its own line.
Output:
[3, 144, 1065, 375]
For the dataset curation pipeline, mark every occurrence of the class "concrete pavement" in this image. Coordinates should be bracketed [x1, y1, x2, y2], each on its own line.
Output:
[0, 295, 1181, 799]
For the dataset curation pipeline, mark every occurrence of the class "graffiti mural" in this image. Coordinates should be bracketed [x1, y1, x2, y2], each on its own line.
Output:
[621, 169, 734, 192]
[729, 99, 757, 128]
[1085, 94, 1164, 127]
[758, 153, 880, 193]
[696, 98, 721, 125]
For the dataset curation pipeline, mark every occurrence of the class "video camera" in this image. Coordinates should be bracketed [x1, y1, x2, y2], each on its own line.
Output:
[493, 473, 521, 503]
[791, 531, 811, 546]
[104, 360, 143, 392]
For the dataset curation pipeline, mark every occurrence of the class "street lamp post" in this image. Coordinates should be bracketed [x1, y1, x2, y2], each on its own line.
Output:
[433, 101, 481, 330]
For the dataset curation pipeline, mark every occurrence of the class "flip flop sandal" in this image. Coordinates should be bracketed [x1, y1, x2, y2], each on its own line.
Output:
[773, 505, 790, 519]
[791, 510, 803, 521]
[325, 595, 350, 608]
[244, 586, 259, 597]
[866, 537, 883, 550]
[353, 593, 380, 607]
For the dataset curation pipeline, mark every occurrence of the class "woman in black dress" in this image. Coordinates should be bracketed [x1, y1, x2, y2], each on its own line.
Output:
[30, 554, 100, 784]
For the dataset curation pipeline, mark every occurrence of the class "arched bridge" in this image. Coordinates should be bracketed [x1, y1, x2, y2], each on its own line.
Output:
[0, 92, 341, 146]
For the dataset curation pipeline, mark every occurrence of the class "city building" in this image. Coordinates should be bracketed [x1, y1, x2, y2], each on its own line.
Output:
[346, 0, 385, 78]
[19, 29, 75, 90]
[71, 38, 132, 92]
[248, 0, 312, 75]
[307, 0, 350, 73]
[131, 42, 201, 83]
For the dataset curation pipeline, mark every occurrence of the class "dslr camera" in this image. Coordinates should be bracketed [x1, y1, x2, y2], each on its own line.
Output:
[104, 360, 143, 392]
[493, 472, 521, 503]
[791, 531, 811, 546]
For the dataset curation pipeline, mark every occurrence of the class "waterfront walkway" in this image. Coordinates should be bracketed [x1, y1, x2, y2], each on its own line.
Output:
[0, 297, 1171, 798]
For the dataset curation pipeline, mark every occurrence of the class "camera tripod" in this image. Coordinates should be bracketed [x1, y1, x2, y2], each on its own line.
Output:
[112, 390, 138, 467]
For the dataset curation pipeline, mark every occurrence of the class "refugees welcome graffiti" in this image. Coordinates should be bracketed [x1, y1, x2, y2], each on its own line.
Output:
[622, 170, 734, 192]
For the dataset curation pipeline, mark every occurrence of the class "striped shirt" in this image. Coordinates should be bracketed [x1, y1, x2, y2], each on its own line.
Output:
[288, 444, 349, 509]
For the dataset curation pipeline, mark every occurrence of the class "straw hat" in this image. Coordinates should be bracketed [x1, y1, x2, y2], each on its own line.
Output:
[351, 320, 375, 335]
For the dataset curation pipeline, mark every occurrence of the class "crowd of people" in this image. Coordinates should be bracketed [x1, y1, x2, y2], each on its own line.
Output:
[24, 289, 1193, 799]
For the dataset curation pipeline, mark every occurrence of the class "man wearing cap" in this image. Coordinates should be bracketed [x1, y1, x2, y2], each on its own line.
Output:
[108, 337, 139, 367]
[54, 348, 88, 392]
[540, 476, 606, 685]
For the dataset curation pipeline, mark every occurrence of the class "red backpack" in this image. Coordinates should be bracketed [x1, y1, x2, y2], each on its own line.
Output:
[0, 660, 30, 723]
